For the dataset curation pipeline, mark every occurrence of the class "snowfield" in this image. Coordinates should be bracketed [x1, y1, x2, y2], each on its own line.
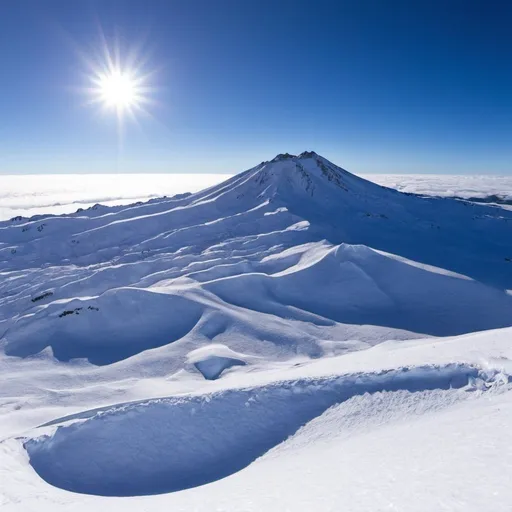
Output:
[1, 152, 512, 511]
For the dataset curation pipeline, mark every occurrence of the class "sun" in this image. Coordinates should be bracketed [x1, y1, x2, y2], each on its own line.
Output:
[83, 40, 154, 122]
[91, 67, 146, 114]
[80, 33, 157, 143]
[97, 70, 138, 110]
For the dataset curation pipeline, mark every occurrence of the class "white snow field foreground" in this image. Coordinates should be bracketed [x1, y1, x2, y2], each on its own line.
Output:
[1, 152, 512, 510]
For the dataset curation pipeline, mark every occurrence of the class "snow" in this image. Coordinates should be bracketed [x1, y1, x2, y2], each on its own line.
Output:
[22, 363, 495, 496]
[187, 345, 249, 380]
[1, 151, 512, 510]
[2, 332, 512, 510]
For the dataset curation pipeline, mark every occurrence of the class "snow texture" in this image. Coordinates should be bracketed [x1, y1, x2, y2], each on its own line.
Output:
[25, 363, 487, 496]
[1, 152, 512, 511]
[186, 345, 249, 379]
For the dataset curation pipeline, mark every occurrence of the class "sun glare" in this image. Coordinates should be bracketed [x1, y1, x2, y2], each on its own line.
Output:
[91, 66, 147, 115]
[84, 38, 154, 124]
[80, 32, 158, 148]
[97, 70, 139, 110]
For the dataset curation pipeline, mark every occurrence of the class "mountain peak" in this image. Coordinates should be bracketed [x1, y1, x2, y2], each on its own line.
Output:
[270, 151, 319, 163]
[270, 152, 296, 163]
[254, 150, 361, 199]
[298, 150, 318, 159]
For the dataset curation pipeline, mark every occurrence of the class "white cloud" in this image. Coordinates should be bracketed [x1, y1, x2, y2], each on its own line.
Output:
[0, 174, 230, 220]
[360, 173, 512, 200]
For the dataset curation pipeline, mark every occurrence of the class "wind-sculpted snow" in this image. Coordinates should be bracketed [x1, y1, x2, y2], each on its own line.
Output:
[2, 153, 512, 511]
[2, 152, 512, 367]
[25, 363, 500, 497]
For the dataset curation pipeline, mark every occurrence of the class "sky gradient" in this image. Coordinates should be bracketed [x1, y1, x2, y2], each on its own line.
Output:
[1, 0, 511, 174]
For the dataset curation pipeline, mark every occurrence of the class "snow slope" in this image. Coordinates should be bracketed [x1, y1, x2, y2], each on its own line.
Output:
[2, 330, 512, 511]
[1, 152, 512, 510]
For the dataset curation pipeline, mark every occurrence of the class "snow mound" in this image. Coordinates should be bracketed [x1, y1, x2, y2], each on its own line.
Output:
[204, 243, 512, 336]
[186, 344, 249, 380]
[3, 240, 512, 366]
[24, 363, 497, 497]
[4, 288, 205, 365]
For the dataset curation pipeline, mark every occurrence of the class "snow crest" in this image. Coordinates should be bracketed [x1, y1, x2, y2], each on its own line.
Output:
[25, 363, 505, 497]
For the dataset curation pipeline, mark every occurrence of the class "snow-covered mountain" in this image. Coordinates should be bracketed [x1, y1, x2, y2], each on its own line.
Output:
[1, 153, 512, 510]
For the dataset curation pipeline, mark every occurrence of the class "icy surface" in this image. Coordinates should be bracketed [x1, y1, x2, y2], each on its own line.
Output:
[1, 152, 512, 510]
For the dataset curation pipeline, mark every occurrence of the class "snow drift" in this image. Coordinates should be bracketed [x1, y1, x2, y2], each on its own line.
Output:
[26, 363, 487, 496]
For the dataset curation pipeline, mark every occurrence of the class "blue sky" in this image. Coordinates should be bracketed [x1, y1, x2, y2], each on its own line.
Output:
[1, 0, 511, 174]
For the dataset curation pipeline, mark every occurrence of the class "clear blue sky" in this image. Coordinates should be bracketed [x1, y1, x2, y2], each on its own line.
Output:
[1, 0, 511, 174]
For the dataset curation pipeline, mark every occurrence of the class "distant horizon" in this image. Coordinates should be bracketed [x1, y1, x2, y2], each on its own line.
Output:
[3, 170, 512, 176]
[1, 150, 510, 177]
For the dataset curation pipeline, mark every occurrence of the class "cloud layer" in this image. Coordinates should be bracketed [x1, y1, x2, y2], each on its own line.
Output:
[1, 173, 511, 220]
